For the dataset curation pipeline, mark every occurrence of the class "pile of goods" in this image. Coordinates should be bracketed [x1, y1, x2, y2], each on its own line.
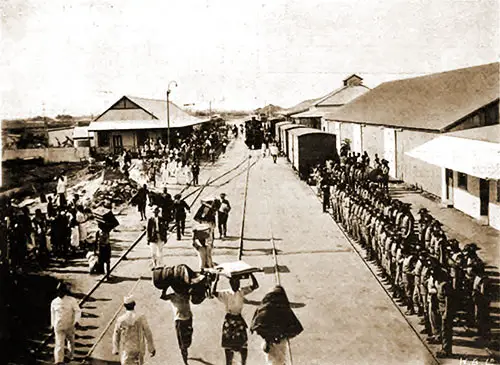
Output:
[91, 168, 139, 208]
[153, 264, 210, 304]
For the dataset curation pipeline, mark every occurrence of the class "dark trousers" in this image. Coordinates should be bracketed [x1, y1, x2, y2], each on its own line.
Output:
[439, 308, 453, 354]
[176, 217, 186, 240]
[218, 213, 228, 237]
[193, 174, 199, 186]
[323, 194, 330, 212]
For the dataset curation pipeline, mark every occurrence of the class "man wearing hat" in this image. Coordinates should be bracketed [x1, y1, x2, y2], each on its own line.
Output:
[51, 282, 81, 364]
[147, 207, 167, 268]
[399, 203, 415, 240]
[218, 193, 231, 239]
[113, 295, 156, 365]
[173, 194, 190, 241]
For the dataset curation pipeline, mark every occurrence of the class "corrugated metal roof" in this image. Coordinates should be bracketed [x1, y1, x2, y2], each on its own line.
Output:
[445, 125, 500, 144]
[279, 97, 324, 116]
[88, 118, 204, 131]
[315, 85, 370, 106]
[73, 126, 94, 139]
[406, 135, 500, 179]
[292, 106, 343, 118]
[325, 62, 499, 132]
[125, 96, 203, 125]
[90, 95, 208, 131]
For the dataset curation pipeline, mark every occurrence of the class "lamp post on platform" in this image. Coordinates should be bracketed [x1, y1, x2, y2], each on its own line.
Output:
[167, 80, 177, 152]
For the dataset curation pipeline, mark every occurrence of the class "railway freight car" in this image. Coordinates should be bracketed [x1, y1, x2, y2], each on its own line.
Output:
[281, 124, 306, 161]
[291, 128, 337, 179]
[275, 121, 291, 150]
[244, 118, 264, 149]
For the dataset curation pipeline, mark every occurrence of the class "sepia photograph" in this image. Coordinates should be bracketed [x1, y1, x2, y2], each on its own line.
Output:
[1, 0, 499, 364]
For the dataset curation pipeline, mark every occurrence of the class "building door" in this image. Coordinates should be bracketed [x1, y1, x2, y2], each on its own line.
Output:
[112, 135, 123, 155]
[445, 169, 454, 204]
[479, 179, 489, 216]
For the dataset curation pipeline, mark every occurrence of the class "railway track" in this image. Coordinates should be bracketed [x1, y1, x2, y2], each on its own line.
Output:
[32, 154, 257, 364]
[309, 185, 440, 365]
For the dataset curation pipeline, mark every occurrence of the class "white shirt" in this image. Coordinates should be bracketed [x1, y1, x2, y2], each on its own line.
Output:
[216, 286, 253, 315]
[56, 177, 67, 194]
[51, 295, 81, 330]
[113, 310, 155, 358]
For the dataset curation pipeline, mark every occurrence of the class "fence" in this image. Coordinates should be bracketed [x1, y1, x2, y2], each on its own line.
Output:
[2, 147, 90, 163]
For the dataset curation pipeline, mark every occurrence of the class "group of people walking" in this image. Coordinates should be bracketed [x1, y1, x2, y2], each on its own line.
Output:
[315, 150, 491, 358]
[109, 276, 302, 365]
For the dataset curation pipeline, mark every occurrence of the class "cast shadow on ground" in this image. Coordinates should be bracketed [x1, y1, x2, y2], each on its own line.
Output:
[86, 357, 121, 365]
[262, 265, 290, 274]
[243, 298, 306, 309]
[188, 357, 216, 365]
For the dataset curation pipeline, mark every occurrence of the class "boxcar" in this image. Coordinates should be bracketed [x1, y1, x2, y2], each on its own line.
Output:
[275, 121, 292, 148]
[268, 117, 285, 139]
[291, 128, 337, 179]
[281, 124, 306, 160]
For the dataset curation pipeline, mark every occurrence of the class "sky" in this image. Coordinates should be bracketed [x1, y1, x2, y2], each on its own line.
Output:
[1, 0, 499, 119]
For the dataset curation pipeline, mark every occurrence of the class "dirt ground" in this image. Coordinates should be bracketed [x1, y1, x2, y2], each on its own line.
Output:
[1, 160, 97, 201]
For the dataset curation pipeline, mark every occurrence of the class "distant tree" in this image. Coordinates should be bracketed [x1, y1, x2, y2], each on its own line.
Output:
[56, 114, 73, 120]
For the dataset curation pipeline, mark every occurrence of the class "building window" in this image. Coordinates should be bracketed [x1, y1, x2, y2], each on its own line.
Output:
[458, 172, 468, 190]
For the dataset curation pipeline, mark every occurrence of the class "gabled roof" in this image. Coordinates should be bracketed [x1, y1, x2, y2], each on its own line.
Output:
[325, 62, 499, 132]
[292, 106, 343, 118]
[92, 95, 205, 130]
[279, 97, 324, 117]
[315, 84, 370, 106]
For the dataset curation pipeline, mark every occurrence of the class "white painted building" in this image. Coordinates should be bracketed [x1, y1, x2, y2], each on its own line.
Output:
[407, 125, 500, 230]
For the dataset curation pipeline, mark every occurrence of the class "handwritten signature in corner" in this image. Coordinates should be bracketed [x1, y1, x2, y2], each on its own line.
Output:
[459, 358, 498, 365]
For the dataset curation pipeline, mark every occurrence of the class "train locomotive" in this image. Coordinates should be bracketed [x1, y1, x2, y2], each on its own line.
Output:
[244, 117, 264, 150]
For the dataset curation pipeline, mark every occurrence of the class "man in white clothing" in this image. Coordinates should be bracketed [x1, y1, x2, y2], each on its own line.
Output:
[50, 282, 81, 364]
[113, 295, 156, 365]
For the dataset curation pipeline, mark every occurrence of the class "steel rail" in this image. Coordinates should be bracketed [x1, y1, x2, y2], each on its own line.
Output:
[260, 161, 295, 365]
[309, 185, 440, 365]
[33, 156, 249, 362]
[238, 156, 252, 260]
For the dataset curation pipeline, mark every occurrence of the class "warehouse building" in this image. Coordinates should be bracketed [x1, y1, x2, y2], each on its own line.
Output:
[88, 95, 206, 154]
[292, 74, 370, 130]
[324, 62, 499, 228]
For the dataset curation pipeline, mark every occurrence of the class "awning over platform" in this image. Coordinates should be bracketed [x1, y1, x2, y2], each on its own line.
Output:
[406, 136, 500, 180]
[88, 118, 207, 131]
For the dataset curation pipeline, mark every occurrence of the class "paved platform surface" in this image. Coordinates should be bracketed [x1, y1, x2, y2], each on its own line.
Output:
[81, 138, 435, 365]
[34, 134, 498, 365]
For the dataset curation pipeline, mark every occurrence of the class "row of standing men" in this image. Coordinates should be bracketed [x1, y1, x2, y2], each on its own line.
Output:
[317, 156, 491, 359]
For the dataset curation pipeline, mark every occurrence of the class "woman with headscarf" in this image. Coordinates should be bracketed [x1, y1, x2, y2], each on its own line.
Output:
[250, 286, 303, 365]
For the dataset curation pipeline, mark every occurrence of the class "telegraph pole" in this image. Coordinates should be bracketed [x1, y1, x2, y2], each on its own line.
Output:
[166, 81, 177, 152]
